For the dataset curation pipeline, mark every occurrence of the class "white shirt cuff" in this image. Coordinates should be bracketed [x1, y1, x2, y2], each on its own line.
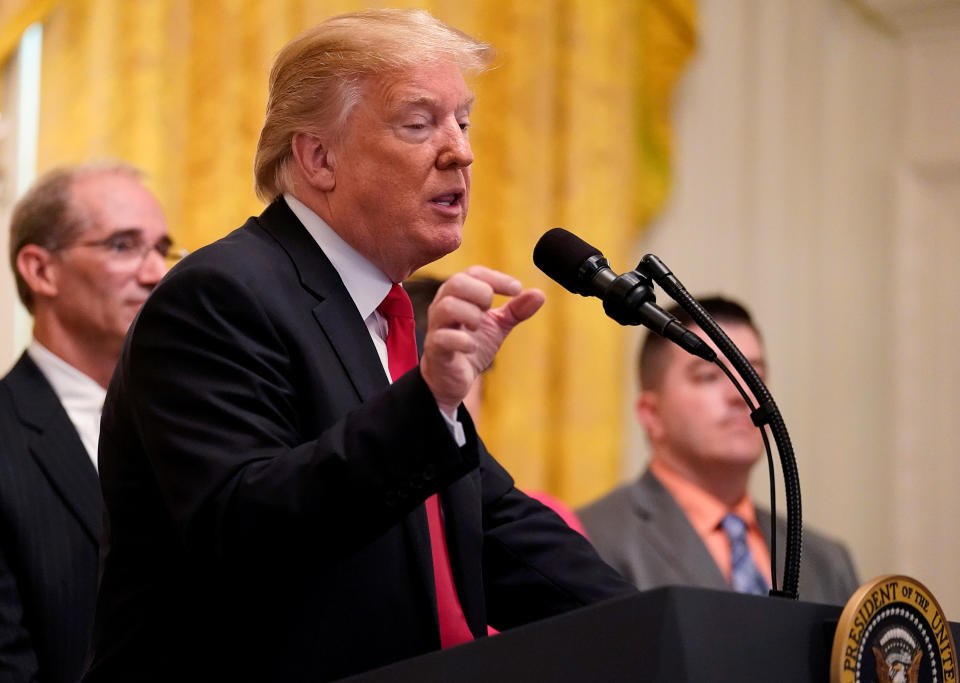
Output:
[439, 406, 466, 447]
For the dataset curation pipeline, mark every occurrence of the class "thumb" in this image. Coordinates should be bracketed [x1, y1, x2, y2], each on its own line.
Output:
[494, 288, 546, 329]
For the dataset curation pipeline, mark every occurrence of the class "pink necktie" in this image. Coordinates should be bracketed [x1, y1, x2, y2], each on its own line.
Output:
[377, 284, 474, 648]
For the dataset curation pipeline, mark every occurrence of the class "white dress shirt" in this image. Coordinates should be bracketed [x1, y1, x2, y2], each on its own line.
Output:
[27, 340, 106, 471]
[284, 194, 465, 445]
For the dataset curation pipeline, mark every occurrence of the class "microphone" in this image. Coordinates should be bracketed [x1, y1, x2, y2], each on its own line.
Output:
[533, 228, 716, 362]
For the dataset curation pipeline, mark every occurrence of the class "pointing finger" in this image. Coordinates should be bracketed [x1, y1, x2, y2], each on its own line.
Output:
[463, 265, 522, 297]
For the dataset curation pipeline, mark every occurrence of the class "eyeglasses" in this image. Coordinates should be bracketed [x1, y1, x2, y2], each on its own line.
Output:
[55, 230, 187, 268]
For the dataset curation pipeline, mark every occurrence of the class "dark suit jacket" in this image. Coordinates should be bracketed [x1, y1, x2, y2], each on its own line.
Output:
[0, 353, 103, 683]
[578, 468, 861, 605]
[85, 198, 634, 683]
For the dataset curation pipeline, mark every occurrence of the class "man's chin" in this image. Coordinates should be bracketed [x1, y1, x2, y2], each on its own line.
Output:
[706, 443, 763, 467]
[423, 228, 463, 260]
[117, 312, 140, 337]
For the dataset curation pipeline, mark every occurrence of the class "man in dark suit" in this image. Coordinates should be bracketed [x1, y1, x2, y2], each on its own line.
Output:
[578, 296, 860, 605]
[0, 162, 170, 682]
[85, 9, 635, 683]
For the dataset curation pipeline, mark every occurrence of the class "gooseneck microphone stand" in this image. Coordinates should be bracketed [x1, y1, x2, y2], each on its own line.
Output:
[639, 254, 802, 600]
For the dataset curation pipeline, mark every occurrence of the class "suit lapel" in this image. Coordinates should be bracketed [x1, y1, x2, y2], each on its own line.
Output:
[6, 353, 102, 543]
[632, 470, 729, 589]
[254, 199, 388, 402]
[312, 298, 388, 402]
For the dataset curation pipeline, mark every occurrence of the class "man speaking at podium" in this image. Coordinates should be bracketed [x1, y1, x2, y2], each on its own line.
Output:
[84, 9, 634, 683]
[579, 297, 859, 605]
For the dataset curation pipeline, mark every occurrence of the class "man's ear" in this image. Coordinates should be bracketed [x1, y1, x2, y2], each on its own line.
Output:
[291, 132, 336, 192]
[636, 391, 665, 440]
[16, 244, 59, 301]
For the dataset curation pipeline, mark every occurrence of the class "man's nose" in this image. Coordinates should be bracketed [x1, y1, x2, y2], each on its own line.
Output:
[138, 248, 168, 285]
[723, 371, 753, 405]
[437, 123, 473, 169]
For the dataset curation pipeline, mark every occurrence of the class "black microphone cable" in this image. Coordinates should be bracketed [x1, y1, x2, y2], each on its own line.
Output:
[639, 254, 802, 600]
[711, 359, 781, 596]
[533, 227, 802, 599]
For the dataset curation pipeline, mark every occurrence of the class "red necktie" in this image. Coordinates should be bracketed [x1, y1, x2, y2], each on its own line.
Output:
[377, 284, 474, 648]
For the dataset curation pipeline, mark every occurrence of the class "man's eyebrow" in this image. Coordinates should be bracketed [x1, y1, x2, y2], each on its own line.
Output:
[398, 93, 475, 113]
[682, 357, 715, 372]
[103, 228, 144, 240]
[105, 228, 172, 245]
[399, 94, 437, 107]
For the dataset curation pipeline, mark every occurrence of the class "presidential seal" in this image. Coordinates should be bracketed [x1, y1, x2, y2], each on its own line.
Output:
[831, 575, 957, 683]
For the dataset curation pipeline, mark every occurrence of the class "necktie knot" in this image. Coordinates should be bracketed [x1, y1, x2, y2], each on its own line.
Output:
[721, 513, 747, 541]
[377, 283, 418, 382]
[377, 283, 414, 320]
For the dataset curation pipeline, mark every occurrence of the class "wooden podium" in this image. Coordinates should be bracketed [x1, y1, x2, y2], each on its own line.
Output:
[339, 586, 960, 682]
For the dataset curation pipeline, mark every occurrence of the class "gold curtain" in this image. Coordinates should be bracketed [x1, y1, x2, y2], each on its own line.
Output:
[33, 0, 695, 506]
[0, 0, 58, 64]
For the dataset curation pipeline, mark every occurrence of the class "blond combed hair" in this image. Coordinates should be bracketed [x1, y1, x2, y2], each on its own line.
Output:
[253, 8, 494, 203]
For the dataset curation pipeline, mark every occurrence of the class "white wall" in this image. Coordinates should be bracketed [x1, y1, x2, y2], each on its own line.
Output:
[891, 15, 960, 615]
[622, 0, 960, 615]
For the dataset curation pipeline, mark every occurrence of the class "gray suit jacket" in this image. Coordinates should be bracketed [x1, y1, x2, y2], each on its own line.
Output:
[577, 469, 860, 605]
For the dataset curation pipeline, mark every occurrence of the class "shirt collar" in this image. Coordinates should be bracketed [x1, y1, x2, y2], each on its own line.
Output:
[649, 458, 759, 536]
[284, 193, 393, 317]
[26, 340, 106, 409]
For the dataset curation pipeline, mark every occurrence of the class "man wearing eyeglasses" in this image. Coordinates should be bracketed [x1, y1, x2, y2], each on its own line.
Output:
[0, 162, 172, 683]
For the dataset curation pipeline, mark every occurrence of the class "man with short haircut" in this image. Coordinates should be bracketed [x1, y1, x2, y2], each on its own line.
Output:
[86, 10, 634, 682]
[578, 296, 860, 605]
[0, 163, 170, 682]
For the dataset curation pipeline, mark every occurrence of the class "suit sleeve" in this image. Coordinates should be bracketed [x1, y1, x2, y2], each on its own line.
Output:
[0, 539, 39, 681]
[107, 263, 477, 569]
[822, 540, 861, 604]
[476, 449, 637, 630]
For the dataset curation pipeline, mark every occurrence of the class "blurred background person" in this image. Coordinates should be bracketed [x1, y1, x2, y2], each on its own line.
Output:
[578, 296, 859, 604]
[0, 162, 170, 682]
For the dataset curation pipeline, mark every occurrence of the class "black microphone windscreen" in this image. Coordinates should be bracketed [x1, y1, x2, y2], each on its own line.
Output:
[533, 228, 602, 293]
